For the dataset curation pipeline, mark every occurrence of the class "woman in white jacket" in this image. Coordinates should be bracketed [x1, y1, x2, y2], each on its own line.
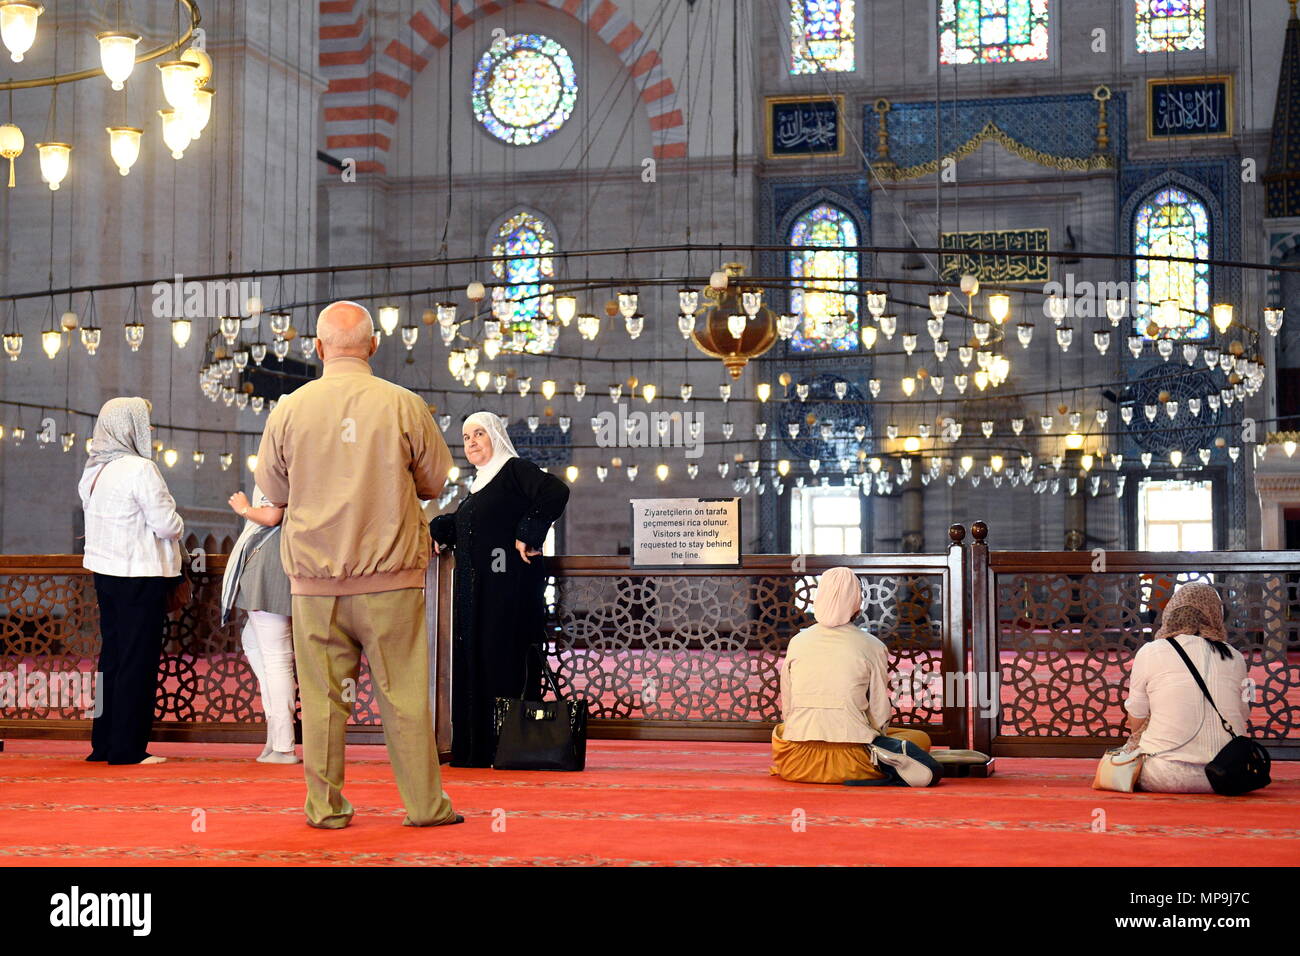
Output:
[771, 566, 941, 786]
[79, 397, 184, 765]
[1124, 582, 1250, 792]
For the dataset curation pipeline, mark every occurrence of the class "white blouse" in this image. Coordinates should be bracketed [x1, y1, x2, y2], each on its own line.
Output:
[1125, 634, 1249, 765]
[79, 456, 185, 578]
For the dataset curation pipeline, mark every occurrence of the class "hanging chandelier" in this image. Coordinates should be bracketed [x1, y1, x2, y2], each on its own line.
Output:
[0, 1, 210, 189]
[690, 262, 778, 379]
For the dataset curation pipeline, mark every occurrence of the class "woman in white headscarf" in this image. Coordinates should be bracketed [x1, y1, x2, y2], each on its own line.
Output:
[220, 483, 299, 764]
[771, 566, 941, 786]
[79, 397, 184, 766]
[429, 411, 570, 767]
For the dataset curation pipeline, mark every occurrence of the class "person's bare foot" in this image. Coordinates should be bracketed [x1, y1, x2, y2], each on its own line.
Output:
[136, 755, 167, 765]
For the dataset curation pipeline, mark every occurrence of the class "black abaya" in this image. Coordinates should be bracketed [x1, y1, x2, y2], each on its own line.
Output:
[430, 456, 570, 767]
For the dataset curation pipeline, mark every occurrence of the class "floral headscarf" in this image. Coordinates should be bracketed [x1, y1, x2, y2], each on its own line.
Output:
[1155, 581, 1227, 643]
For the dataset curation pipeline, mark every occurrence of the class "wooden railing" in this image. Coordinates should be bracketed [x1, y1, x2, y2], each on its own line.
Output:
[969, 521, 1300, 759]
[4, 524, 1298, 761]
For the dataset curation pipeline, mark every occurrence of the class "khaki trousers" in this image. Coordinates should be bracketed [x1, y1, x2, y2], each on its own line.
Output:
[291, 588, 456, 828]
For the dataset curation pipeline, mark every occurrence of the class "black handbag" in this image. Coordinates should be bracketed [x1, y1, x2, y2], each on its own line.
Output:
[1167, 637, 1271, 796]
[492, 646, 588, 771]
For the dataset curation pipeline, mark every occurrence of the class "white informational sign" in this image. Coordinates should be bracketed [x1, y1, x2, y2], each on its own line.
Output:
[629, 497, 742, 568]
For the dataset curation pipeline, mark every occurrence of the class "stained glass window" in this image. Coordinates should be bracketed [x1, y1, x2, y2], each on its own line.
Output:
[789, 203, 859, 353]
[939, 0, 1050, 65]
[790, 0, 856, 74]
[1135, 1, 1206, 53]
[491, 211, 556, 353]
[472, 34, 577, 145]
[1133, 187, 1211, 340]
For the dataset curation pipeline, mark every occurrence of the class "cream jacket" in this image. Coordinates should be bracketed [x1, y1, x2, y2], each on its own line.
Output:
[254, 356, 451, 596]
[779, 622, 892, 743]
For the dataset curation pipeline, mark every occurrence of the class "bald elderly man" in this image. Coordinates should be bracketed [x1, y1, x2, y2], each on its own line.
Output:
[255, 301, 460, 829]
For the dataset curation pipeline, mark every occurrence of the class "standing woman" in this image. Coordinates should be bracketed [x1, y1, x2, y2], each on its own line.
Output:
[79, 397, 184, 765]
[220, 484, 299, 764]
[429, 412, 570, 767]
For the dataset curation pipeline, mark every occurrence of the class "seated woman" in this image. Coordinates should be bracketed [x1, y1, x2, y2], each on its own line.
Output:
[1124, 582, 1248, 793]
[771, 566, 941, 787]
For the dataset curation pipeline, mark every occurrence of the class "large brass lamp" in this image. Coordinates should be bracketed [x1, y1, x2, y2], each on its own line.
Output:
[690, 262, 777, 379]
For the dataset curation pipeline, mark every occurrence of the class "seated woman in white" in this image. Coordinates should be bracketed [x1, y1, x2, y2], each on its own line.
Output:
[1124, 582, 1249, 793]
[770, 566, 940, 787]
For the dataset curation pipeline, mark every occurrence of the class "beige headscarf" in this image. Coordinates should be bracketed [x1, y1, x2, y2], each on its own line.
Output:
[813, 566, 862, 627]
[1155, 581, 1227, 643]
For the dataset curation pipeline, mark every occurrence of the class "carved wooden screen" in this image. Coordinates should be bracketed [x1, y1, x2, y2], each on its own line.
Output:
[538, 543, 968, 746]
[970, 527, 1300, 758]
[0, 555, 387, 742]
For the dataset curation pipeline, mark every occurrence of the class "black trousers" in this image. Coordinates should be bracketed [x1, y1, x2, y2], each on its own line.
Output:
[89, 573, 170, 764]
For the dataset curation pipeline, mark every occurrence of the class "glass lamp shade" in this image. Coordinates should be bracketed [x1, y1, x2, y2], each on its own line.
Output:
[299, 334, 316, 358]
[554, 294, 576, 325]
[97, 32, 140, 90]
[1264, 308, 1285, 335]
[124, 322, 144, 352]
[249, 342, 268, 365]
[157, 60, 198, 110]
[273, 337, 291, 359]
[987, 293, 1011, 323]
[106, 126, 142, 176]
[861, 324, 878, 349]
[35, 142, 70, 190]
[1212, 303, 1233, 334]
[41, 328, 60, 358]
[0, 1, 43, 63]
[642, 383, 656, 403]
[928, 291, 949, 319]
[158, 109, 189, 159]
[268, 312, 291, 335]
[185, 87, 214, 140]
[171, 317, 191, 348]
[1016, 322, 1033, 347]
[617, 290, 638, 318]
[0, 121, 23, 187]
[79, 325, 101, 355]
[678, 288, 699, 314]
[377, 305, 400, 335]
[218, 315, 241, 343]
[163, 447, 179, 468]
[541, 379, 557, 400]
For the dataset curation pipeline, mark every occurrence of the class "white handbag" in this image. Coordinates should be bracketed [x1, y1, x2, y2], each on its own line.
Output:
[1092, 746, 1145, 792]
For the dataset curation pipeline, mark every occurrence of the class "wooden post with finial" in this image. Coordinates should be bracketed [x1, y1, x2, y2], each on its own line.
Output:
[968, 520, 996, 765]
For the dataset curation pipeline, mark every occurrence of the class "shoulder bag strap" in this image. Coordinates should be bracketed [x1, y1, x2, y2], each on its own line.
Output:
[1166, 637, 1237, 738]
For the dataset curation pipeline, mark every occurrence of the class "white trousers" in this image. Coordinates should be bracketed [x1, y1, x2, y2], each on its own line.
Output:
[240, 610, 296, 753]
[1139, 755, 1214, 793]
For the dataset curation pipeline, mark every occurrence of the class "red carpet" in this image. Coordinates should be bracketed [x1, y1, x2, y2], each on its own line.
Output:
[1, 740, 1297, 866]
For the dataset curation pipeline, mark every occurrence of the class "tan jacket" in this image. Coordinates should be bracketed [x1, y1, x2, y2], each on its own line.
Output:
[779, 622, 892, 743]
[254, 356, 451, 596]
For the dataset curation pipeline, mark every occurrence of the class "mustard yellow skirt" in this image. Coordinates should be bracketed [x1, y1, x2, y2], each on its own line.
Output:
[770, 723, 933, 784]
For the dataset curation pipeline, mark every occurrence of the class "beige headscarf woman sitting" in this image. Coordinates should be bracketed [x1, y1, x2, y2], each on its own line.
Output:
[770, 567, 941, 786]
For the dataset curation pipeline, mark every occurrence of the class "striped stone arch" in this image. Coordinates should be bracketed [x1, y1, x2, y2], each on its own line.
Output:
[320, 0, 686, 174]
